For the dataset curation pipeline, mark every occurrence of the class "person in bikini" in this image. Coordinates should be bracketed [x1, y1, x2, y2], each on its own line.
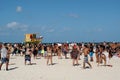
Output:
[46, 46, 53, 65]
[71, 45, 79, 66]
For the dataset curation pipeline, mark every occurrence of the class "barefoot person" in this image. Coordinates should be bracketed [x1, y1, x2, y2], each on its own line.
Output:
[98, 45, 106, 66]
[62, 44, 68, 59]
[94, 45, 99, 63]
[89, 43, 94, 62]
[47, 46, 53, 65]
[71, 45, 79, 66]
[99, 45, 112, 67]
[33, 47, 38, 59]
[83, 44, 92, 69]
[57, 46, 62, 59]
[0, 44, 9, 71]
[25, 48, 32, 65]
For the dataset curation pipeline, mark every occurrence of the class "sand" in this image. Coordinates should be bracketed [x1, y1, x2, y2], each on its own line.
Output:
[0, 54, 120, 80]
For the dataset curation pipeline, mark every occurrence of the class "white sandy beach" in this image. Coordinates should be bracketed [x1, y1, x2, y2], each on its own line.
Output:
[0, 54, 120, 80]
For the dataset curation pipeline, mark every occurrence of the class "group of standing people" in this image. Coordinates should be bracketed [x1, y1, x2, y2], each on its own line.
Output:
[0, 42, 120, 70]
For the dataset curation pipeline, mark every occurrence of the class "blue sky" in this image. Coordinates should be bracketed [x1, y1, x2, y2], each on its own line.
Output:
[0, 0, 120, 43]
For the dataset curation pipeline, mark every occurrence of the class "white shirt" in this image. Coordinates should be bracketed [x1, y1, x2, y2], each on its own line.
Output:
[0, 47, 8, 58]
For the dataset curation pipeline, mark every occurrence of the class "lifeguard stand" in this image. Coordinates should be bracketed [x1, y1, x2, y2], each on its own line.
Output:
[24, 33, 43, 44]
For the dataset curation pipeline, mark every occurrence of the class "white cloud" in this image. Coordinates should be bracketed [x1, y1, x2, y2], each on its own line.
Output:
[6, 22, 28, 31]
[68, 13, 79, 18]
[47, 29, 55, 33]
[7, 22, 19, 28]
[16, 6, 22, 12]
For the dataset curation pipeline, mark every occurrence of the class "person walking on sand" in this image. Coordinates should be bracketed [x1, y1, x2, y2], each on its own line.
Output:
[62, 44, 69, 59]
[0, 44, 9, 71]
[98, 45, 112, 67]
[46, 46, 53, 65]
[71, 45, 79, 66]
[89, 43, 94, 62]
[25, 48, 32, 65]
[57, 46, 62, 59]
[83, 44, 92, 69]
[33, 47, 38, 59]
[98, 45, 105, 66]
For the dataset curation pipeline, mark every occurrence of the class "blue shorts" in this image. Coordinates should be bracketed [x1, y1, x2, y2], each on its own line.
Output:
[89, 52, 94, 57]
[1, 58, 9, 64]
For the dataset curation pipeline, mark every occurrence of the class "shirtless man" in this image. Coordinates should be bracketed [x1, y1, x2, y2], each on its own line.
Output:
[83, 44, 92, 69]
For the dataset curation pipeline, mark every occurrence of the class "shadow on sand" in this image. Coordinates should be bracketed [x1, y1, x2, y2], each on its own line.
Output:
[85, 66, 91, 69]
[100, 65, 113, 67]
[48, 63, 58, 66]
[36, 57, 41, 59]
[26, 63, 37, 65]
[52, 63, 58, 65]
[8, 67, 18, 71]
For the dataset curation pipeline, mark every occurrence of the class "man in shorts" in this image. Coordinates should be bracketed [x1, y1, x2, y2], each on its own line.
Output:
[0, 44, 9, 71]
[25, 48, 32, 65]
[83, 44, 92, 69]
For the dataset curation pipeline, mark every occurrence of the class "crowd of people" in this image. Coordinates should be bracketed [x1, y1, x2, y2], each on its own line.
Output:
[0, 42, 120, 71]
